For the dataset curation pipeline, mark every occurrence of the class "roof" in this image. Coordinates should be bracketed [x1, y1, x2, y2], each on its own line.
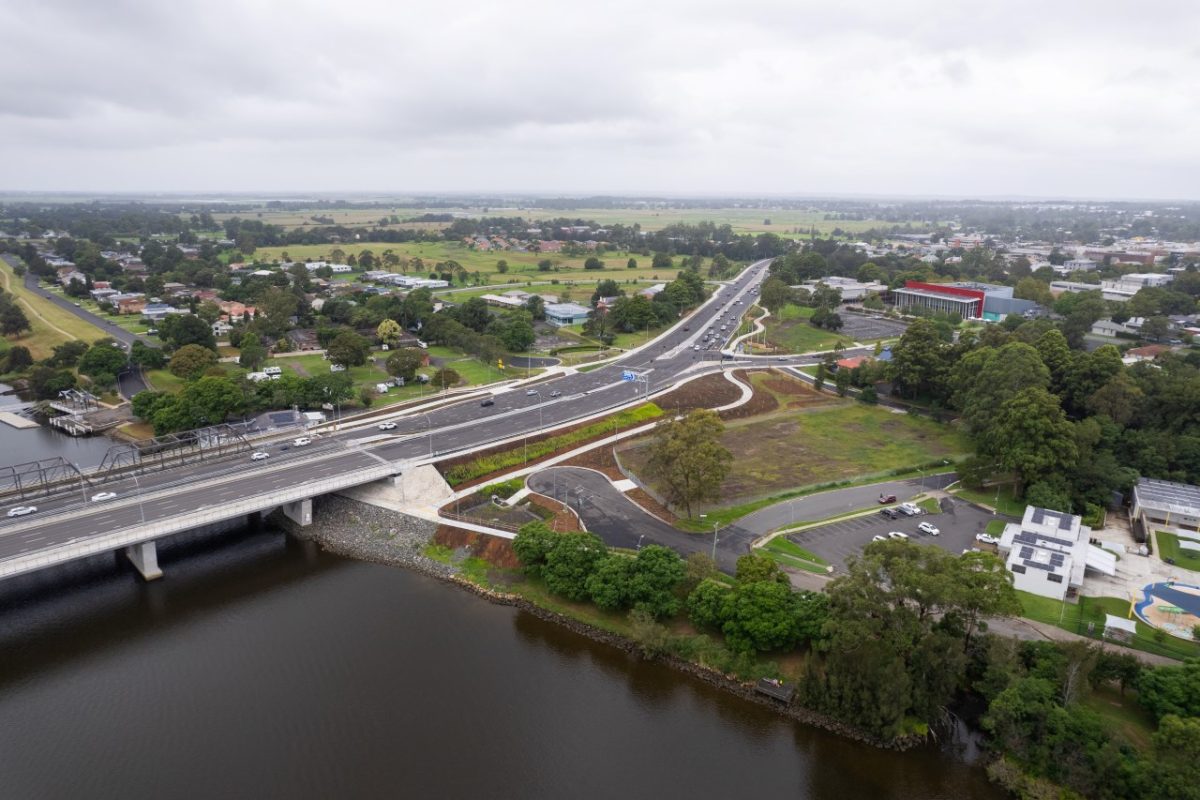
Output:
[1134, 477, 1200, 516]
[544, 302, 590, 316]
[1103, 614, 1137, 635]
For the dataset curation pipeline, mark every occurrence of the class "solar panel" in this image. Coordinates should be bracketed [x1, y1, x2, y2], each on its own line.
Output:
[1022, 560, 1053, 572]
[1019, 546, 1034, 560]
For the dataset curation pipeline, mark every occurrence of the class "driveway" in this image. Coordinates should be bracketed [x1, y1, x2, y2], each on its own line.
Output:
[785, 495, 1008, 573]
[526, 466, 755, 573]
[737, 472, 958, 536]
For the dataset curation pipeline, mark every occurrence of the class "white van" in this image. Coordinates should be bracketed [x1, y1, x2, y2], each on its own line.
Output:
[263, 366, 283, 377]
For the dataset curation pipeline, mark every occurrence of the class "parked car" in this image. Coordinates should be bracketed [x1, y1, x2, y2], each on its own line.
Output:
[878, 493, 897, 504]
[6, 505, 37, 517]
[377, 422, 397, 431]
[879, 508, 899, 520]
[887, 531, 909, 541]
[917, 521, 940, 536]
[251, 451, 270, 461]
[90, 492, 118, 502]
[872, 534, 887, 542]
[293, 437, 312, 447]
[898, 502, 922, 516]
[975, 533, 999, 546]
[525, 389, 538, 396]
[549, 390, 562, 397]
[480, 398, 495, 407]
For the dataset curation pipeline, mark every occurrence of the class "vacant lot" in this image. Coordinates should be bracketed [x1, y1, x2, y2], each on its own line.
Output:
[621, 398, 968, 505]
[762, 305, 907, 355]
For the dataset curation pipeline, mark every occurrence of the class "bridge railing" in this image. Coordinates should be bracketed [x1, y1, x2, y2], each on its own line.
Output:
[0, 463, 397, 580]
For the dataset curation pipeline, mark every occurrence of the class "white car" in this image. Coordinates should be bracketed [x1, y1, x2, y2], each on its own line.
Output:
[917, 522, 940, 536]
[872, 534, 887, 542]
[975, 533, 999, 546]
[898, 502, 922, 516]
[525, 389, 538, 396]
[549, 390, 562, 397]
[293, 437, 312, 446]
[251, 451, 270, 461]
[6, 506, 37, 517]
[378, 421, 397, 430]
[887, 531, 909, 541]
[90, 492, 118, 503]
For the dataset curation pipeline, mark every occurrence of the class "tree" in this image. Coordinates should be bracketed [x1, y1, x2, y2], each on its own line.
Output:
[1136, 659, 1200, 721]
[651, 252, 673, 269]
[47, 340, 89, 367]
[1142, 315, 1171, 342]
[583, 257, 604, 270]
[129, 340, 166, 370]
[237, 332, 267, 371]
[585, 555, 633, 611]
[0, 303, 31, 338]
[512, 521, 557, 577]
[889, 319, 950, 400]
[181, 375, 243, 425]
[385, 348, 424, 382]
[432, 367, 460, 389]
[257, 286, 299, 338]
[27, 366, 76, 399]
[862, 292, 884, 311]
[168, 344, 218, 380]
[626, 545, 685, 619]
[376, 318, 403, 347]
[982, 387, 1078, 490]
[327, 331, 370, 367]
[722, 580, 802, 653]
[1014, 277, 1054, 306]
[543, 532, 607, 601]
[686, 578, 730, 630]
[1143, 714, 1200, 800]
[735, 552, 789, 585]
[645, 409, 732, 518]
[627, 257, 638, 270]
[759, 276, 793, 312]
[496, 259, 508, 274]
[3, 345, 32, 372]
[158, 313, 216, 350]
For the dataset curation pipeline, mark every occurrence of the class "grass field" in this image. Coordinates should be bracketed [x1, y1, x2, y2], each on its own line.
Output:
[762, 304, 856, 354]
[1017, 591, 1200, 660]
[1084, 686, 1156, 750]
[247, 241, 689, 288]
[0, 258, 109, 359]
[954, 484, 1027, 517]
[762, 536, 830, 574]
[1154, 530, 1200, 570]
[622, 395, 969, 507]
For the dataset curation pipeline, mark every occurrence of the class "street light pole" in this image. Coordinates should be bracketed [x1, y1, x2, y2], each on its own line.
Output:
[711, 521, 719, 560]
[129, 473, 146, 524]
[423, 411, 433, 456]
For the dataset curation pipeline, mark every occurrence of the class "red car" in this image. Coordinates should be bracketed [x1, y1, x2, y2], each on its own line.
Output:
[878, 493, 897, 504]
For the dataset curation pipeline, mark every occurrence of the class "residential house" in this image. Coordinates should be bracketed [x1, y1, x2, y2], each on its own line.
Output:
[998, 506, 1115, 601]
[141, 303, 190, 322]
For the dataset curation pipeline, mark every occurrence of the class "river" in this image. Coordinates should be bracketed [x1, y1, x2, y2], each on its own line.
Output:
[0, 524, 1003, 799]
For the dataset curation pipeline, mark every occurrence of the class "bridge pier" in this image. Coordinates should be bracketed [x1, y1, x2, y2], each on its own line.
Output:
[124, 541, 162, 581]
[281, 498, 313, 527]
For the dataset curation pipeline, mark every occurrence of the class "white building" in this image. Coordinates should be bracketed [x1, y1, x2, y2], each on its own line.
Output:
[794, 276, 888, 302]
[999, 506, 1115, 601]
[1131, 477, 1200, 541]
[544, 302, 591, 327]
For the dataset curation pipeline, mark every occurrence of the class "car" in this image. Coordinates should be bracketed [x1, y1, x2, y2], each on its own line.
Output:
[777, 356, 787, 361]
[683, 326, 690, 331]
[6, 505, 37, 517]
[293, 437, 312, 446]
[525, 389, 538, 396]
[975, 533, 999, 546]
[251, 451, 270, 461]
[377, 421, 397, 430]
[880, 507, 899, 520]
[897, 502, 922, 516]
[872, 534, 887, 542]
[90, 492, 118, 502]
[887, 531, 909, 541]
[480, 398, 495, 407]
[73, 302, 81, 307]
[917, 521, 940, 536]
[878, 493, 897, 504]
[549, 390, 562, 397]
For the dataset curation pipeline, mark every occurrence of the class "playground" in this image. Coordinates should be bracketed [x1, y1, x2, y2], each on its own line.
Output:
[1134, 582, 1200, 640]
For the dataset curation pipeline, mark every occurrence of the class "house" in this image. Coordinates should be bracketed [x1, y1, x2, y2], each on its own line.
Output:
[1123, 344, 1172, 364]
[637, 283, 666, 299]
[286, 329, 320, 351]
[1091, 318, 1144, 337]
[212, 320, 233, 338]
[115, 296, 147, 315]
[833, 356, 872, 371]
[999, 506, 1115, 601]
[141, 303, 190, 322]
[543, 302, 591, 327]
[58, 269, 87, 286]
[1131, 477, 1200, 541]
[90, 287, 119, 302]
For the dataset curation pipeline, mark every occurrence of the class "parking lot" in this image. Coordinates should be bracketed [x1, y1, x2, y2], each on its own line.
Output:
[787, 496, 1006, 572]
[838, 314, 909, 342]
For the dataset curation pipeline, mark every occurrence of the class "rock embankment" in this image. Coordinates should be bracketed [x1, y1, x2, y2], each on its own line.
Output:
[274, 495, 455, 580]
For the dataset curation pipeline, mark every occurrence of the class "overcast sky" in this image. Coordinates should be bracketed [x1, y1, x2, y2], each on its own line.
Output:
[3, 0, 1197, 199]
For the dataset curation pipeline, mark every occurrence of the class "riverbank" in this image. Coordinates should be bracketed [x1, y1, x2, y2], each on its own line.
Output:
[281, 493, 920, 752]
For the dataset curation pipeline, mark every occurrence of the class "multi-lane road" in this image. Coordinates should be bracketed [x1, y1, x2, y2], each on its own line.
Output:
[0, 260, 874, 567]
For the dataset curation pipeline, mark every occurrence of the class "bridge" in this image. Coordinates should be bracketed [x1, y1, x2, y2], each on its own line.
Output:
[0, 261, 869, 583]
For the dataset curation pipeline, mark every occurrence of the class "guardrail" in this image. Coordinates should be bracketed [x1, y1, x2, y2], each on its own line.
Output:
[0, 463, 397, 580]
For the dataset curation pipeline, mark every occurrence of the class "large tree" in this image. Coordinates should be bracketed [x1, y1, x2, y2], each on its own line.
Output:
[327, 331, 371, 367]
[168, 343, 218, 380]
[385, 348, 424, 382]
[645, 409, 732, 518]
[982, 387, 1079, 490]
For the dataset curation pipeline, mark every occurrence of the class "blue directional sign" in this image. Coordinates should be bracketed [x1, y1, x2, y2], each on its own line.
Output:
[621, 370, 636, 382]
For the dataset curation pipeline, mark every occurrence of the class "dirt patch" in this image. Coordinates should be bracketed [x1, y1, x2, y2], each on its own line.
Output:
[561, 444, 625, 480]
[654, 372, 743, 413]
[526, 492, 584, 532]
[758, 374, 834, 410]
[719, 369, 778, 420]
[627, 486, 678, 525]
[433, 525, 522, 569]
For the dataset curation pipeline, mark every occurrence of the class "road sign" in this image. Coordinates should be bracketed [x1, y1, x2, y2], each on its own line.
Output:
[621, 370, 636, 382]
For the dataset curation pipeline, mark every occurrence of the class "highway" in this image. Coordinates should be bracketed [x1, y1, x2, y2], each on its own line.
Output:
[0, 260, 873, 566]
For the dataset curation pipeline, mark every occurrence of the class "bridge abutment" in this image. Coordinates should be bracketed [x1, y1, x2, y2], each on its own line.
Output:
[124, 541, 162, 581]
[281, 498, 313, 527]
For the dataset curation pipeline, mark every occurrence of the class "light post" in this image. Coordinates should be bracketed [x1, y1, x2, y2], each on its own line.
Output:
[636, 534, 645, 551]
[702, 514, 719, 559]
[129, 472, 147, 524]
[422, 411, 433, 457]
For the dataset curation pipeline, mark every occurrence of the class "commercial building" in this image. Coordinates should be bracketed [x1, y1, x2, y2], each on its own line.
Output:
[999, 506, 1115, 601]
[543, 302, 591, 327]
[793, 276, 888, 302]
[892, 281, 985, 318]
[1131, 477, 1200, 540]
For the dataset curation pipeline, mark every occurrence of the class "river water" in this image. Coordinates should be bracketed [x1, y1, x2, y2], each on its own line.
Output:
[0, 524, 1003, 799]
